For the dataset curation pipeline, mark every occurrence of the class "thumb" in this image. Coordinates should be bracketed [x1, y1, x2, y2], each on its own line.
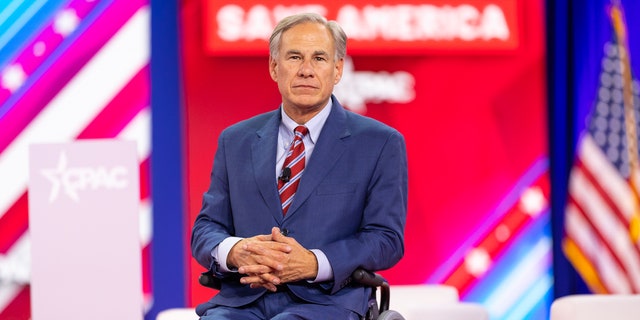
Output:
[271, 227, 294, 247]
[271, 227, 283, 240]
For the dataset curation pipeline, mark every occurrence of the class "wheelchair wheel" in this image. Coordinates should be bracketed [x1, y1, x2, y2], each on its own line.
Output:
[377, 310, 405, 320]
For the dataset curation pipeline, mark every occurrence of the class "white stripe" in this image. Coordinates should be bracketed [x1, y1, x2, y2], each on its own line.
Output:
[580, 136, 635, 220]
[565, 204, 630, 293]
[566, 209, 632, 293]
[0, 6, 150, 219]
[569, 166, 640, 291]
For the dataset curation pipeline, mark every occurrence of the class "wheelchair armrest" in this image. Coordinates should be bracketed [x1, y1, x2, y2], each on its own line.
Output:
[200, 268, 391, 313]
[199, 270, 222, 290]
[351, 268, 390, 313]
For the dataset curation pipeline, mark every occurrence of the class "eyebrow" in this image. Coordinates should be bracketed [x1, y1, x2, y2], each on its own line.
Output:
[285, 49, 329, 57]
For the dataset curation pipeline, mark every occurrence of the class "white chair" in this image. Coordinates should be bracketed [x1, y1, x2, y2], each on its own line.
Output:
[399, 303, 489, 320]
[388, 284, 488, 320]
[390, 284, 460, 314]
[158, 284, 468, 320]
[550, 294, 640, 320]
[156, 308, 197, 320]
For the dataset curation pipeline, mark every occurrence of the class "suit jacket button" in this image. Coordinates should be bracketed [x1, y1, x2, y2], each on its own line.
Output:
[280, 228, 289, 236]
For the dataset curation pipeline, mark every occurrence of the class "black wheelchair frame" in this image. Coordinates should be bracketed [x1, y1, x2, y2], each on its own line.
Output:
[199, 268, 405, 320]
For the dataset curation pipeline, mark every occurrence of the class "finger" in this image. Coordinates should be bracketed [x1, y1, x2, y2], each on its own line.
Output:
[250, 282, 277, 292]
[258, 272, 282, 285]
[254, 233, 273, 241]
[240, 273, 281, 286]
[239, 274, 266, 285]
[244, 244, 291, 263]
[239, 264, 275, 275]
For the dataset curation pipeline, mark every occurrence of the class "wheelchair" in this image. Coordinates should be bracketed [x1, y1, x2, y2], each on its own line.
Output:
[199, 268, 405, 320]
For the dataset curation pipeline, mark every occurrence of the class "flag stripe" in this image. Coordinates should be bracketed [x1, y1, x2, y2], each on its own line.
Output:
[563, 237, 609, 293]
[579, 136, 636, 223]
[567, 136, 640, 292]
[567, 194, 637, 292]
[567, 211, 634, 293]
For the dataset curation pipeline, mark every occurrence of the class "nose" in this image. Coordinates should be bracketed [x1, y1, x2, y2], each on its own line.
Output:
[297, 59, 314, 77]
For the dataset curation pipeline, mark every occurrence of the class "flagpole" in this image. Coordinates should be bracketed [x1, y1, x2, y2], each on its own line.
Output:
[610, 2, 640, 242]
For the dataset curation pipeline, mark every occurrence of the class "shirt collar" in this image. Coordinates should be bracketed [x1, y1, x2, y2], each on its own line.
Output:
[280, 100, 332, 144]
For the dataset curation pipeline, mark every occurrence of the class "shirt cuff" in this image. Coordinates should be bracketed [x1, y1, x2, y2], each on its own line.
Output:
[211, 237, 243, 272]
[309, 249, 333, 283]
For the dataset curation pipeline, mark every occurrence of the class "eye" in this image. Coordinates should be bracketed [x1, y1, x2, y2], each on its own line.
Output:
[315, 56, 327, 61]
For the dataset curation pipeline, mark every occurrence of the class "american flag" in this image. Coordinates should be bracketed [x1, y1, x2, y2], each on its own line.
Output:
[563, 4, 640, 294]
[0, 1, 152, 318]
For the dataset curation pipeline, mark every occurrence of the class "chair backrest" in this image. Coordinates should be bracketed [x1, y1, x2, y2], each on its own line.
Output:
[550, 294, 640, 320]
[156, 308, 197, 320]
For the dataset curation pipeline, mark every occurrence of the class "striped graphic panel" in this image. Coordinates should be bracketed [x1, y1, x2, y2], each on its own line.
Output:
[0, 0, 152, 317]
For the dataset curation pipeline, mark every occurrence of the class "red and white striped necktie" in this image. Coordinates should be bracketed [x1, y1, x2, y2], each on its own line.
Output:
[278, 126, 308, 215]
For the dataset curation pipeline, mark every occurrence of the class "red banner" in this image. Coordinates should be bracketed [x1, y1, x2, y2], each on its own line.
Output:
[203, 0, 520, 55]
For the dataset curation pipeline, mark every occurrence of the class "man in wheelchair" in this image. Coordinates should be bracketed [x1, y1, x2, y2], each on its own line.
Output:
[191, 12, 408, 320]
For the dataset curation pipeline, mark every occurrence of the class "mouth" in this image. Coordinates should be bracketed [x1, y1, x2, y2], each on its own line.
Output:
[293, 83, 318, 90]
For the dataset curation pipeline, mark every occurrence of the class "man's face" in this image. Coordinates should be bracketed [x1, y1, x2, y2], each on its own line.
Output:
[269, 22, 344, 116]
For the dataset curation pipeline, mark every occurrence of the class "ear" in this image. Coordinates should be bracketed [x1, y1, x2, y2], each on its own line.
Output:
[334, 58, 344, 84]
[269, 56, 278, 81]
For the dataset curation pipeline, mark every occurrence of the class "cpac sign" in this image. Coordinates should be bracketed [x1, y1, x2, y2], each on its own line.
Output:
[203, 0, 520, 55]
[41, 152, 129, 202]
[334, 57, 415, 113]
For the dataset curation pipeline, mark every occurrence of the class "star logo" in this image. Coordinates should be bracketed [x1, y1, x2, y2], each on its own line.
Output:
[41, 152, 79, 202]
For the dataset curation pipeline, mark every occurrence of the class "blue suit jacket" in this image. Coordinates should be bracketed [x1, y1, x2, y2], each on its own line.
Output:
[191, 96, 408, 316]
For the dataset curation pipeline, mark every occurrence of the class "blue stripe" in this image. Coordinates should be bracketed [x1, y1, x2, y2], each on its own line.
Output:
[0, 0, 68, 68]
[0, 0, 113, 120]
[502, 273, 553, 320]
[0, 1, 25, 27]
[462, 209, 552, 318]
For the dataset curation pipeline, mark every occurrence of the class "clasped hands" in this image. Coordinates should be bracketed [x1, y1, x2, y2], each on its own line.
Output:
[227, 227, 318, 292]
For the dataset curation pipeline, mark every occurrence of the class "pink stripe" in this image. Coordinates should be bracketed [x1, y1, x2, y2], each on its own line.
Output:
[0, 0, 148, 154]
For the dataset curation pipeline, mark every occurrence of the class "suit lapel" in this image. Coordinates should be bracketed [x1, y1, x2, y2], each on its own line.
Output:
[252, 111, 283, 221]
[286, 100, 351, 217]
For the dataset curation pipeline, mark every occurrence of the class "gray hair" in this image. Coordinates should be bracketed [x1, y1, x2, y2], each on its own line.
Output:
[269, 13, 347, 60]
